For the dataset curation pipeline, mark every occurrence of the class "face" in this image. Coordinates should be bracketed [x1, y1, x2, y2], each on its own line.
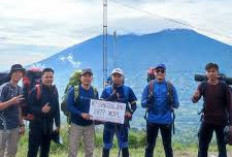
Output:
[154, 68, 166, 81]
[11, 71, 24, 83]
[80, 73, 93, 86]
[112, 73, 124, 85]
[42, 72, 54, 86]
[206, 68, 219, 81]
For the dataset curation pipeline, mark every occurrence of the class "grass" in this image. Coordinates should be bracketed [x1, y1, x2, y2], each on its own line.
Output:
[16, 126, 232, 157]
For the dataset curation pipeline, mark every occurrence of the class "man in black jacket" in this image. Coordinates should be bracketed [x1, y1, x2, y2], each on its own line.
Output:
[27, 68, 60, 157]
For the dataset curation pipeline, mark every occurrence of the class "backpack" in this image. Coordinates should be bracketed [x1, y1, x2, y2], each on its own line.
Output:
[147, 67, 155, 83]
[61, 70, 98, 125]
[0, 73, 10, 86]
[144, 80, 176, 134]
[224, 125, 232, 145]
[22, 68, 43, 120]
[105, 76, 113, 86]
[61, 70, 82, 119]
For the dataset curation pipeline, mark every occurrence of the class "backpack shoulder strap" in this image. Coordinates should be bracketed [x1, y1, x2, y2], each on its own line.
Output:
[52, 85, 59, 97]
[166, 81, 173, 95]
[35, 84, 42, 100]
[148, 80, 155, 96]
[219, 81, 228, 92]
[220, 82, 232, 124]
[64, 84, 71, 94]
[123, 86, 130, 101]
[228, 86, 232, 119]
[166, 81, 174, 109]
[106, 86, 113, 94]
[200, 81, 207, 97]
[91, 86, 98, 98]
[74, 85, 80, 102]
[166, 81, 173, 89]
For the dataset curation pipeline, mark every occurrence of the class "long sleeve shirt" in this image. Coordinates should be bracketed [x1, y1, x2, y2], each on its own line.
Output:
[67, 85, 98, 126]
[141, 80, 179, 125]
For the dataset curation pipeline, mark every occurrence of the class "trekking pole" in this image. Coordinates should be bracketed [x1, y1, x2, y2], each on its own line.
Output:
[117, 118, 129, 157]
[117, 124, 122, 157]
[117, 148, 121, 157]
[172, 112, 176, 134]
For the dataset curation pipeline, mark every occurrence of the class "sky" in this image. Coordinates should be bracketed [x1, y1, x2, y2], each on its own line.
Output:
[0, 0, 232, 71]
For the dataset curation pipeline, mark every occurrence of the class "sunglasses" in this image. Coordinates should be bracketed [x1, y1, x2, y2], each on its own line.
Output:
[155, 69, 165, 73]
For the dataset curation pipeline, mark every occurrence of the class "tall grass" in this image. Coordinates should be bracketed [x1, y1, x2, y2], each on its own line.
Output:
[16, 126, 232, 157]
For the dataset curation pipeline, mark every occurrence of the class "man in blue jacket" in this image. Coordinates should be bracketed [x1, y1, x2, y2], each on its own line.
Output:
[101, 68, 137, 157]
[141, 64, 179, 157]
[67, 68, 98, 157]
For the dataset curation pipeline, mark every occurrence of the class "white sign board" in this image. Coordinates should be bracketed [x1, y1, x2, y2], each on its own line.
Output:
[89, 99, 126, 124]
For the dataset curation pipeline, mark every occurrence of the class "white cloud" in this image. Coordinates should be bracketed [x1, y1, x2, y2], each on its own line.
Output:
[60, 53, 81, 68]
[108, 0, 232, 44]
[0, 44, 61, 71]
[0, 0, 231, 71]
[0, 51, 45, 71]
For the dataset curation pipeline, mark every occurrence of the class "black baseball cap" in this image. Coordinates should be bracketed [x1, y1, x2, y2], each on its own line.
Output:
[9, 64, 26, 76]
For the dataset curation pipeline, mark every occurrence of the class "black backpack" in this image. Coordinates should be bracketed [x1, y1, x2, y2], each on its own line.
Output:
[22, 68, 42, 120]
[147, 67, 155, 83]
[0, 73, 10, 86]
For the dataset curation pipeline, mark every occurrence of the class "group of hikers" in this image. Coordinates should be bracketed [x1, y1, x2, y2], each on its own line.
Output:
[0, 62, 231, 157]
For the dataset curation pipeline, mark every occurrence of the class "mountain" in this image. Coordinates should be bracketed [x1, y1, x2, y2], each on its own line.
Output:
[33, 29, 232, 139]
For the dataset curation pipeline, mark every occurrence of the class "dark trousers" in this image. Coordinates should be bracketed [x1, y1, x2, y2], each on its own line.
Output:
[27, 128, 51, 157]
[103, 124, 129, 150]
[198, 123, 227, 157]
[102, 124, 129, 157]
[145, 123, 173, 157]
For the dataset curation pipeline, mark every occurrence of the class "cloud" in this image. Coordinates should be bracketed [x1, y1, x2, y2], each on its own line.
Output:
[0, 0, 231, 71]
[137, 0, 232, 43]
[0, 44, 61, 71]
[0, 52, 44, 71]
[1, 0, 231, 47]
[60, 53, 81, 68]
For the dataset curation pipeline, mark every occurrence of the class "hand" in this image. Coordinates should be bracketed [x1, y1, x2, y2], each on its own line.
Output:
[108, 93, 119, 101]
[10, 95, 24, 105]
[42, 103, 51, 114]
[193, 90, 200, 99]
[125, 112, 132, 118]
[116, 93, 120, 98]
[81, 113, 91, 120]
[19, 125, 25, 135]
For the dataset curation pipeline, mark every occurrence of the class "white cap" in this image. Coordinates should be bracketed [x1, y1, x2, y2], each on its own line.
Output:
[111, 68, 124, 76]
